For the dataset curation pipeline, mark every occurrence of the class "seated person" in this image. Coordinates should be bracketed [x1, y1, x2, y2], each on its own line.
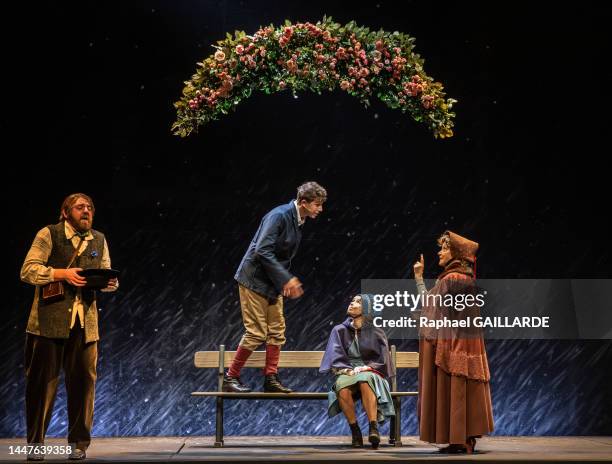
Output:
[319, 294, 395, 449]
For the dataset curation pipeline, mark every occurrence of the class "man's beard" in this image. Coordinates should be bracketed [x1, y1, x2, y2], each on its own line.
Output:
[70, 215, 92, 233]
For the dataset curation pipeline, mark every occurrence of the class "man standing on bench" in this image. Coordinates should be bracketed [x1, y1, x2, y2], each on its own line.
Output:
[224, 181, 327, 393]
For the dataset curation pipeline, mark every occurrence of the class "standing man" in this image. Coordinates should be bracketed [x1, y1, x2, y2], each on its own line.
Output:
[224, 181, 327, 393]
[20, 193, 118, 461]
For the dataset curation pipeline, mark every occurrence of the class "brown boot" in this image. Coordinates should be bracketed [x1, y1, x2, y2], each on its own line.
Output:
[263, 374, 293, 393]
[349, 422, 363, 448]
[368, 421, 380, 449]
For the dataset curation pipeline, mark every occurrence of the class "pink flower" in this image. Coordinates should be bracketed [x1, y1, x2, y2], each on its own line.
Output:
[372, 50, 382, 62]
[359, 67, 370, 78]
[279, 81, 286, 89]
[235, 44, 244, 55]
[218, 80, 233, 97]
[404, 82, 423, 97]
[259, 47, 266, 57]
[214, 50, 226, 62]
[375, 39, 384, 50]
[421, 95, 434, 109]
[286, 58, 298, 74]
[340, 80, 351, 90]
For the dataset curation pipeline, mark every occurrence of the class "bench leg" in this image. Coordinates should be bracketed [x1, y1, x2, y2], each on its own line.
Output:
[393, 397, 403, 447]
[214, 396, 224, 447]
[389, 415, 396, 444]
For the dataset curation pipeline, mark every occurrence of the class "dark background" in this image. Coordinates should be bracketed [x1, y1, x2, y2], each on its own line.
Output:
[2, 1, 611, 437]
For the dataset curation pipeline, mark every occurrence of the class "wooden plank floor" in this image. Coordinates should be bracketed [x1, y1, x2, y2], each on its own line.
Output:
[1, 436, 611, 462]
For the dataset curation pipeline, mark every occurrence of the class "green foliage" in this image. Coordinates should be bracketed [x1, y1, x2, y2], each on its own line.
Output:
[172, 18, 456, 138]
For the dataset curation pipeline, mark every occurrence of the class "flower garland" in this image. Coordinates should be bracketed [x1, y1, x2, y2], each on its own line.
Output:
[173, 17, 456, 138]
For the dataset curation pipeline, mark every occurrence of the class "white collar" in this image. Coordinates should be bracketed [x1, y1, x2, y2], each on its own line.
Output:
[64, 221, 93, 241]
[294, 200, 305, 226]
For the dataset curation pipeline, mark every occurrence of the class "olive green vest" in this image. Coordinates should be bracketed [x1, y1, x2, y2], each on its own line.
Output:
[27, 222, 104, 341]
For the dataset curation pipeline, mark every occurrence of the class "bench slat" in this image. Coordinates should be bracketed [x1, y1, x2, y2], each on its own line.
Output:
[194, 351, 419, 368]
[395, 351, 419, 368]
[195, 351, 323, 368]
[191, 391, 418, 398]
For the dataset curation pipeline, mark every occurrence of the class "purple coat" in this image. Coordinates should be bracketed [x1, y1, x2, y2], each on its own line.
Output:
[319, 317, 395, 379]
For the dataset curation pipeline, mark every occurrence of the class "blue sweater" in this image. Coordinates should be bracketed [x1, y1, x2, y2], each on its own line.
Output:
[234, 200, 302, 299]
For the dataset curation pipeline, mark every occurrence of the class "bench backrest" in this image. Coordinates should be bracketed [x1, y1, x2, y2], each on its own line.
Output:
[194, 345, 419, 369]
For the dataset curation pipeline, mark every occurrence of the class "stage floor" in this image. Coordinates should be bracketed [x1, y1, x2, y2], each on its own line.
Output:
[1, 436, 611, 462]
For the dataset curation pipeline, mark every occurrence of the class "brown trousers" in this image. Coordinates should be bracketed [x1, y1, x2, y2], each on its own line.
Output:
[238, 284, 286, 350]
[25, 325, 98, 450]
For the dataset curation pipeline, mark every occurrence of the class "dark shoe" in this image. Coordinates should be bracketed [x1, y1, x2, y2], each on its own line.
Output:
[222, 374, 252, 393]
[438, 444, 467, 454]
[263, 374, 293, 393]
[26, 453, 44, 461]
[368, 421, 380, 449]
[68, 448, 86, 460]
[466, 437, 477, 454]
[349, 422, 363, 448]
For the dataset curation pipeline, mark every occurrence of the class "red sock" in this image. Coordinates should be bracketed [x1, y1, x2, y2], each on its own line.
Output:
[228, 346, 253, 378]
[264, 344, 281, 375]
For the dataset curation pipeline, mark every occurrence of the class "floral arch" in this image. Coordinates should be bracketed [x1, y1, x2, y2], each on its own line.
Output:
[173, 18, 456, 139]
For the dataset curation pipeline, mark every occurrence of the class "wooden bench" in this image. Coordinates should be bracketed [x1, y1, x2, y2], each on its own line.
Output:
[192, 344, 418, 447]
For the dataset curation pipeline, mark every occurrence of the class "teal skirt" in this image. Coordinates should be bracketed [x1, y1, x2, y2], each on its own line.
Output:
[327, 372, 395, 423]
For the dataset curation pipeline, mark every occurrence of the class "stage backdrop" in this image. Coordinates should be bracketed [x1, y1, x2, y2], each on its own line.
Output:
[3, 0, 611, 438]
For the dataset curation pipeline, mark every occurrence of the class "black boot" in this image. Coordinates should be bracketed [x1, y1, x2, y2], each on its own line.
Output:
[263, 373, 293, 393]
[368, 420, 380, 449]
[222, 373, 252, 393]
[349, 422, 363, 448]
